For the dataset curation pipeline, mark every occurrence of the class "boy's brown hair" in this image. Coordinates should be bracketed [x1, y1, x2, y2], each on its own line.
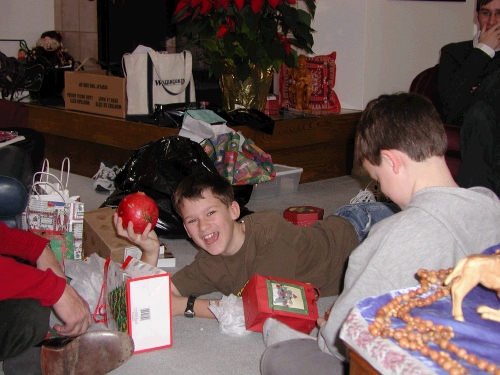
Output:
[172, 172, 234, 216]
[477, 0, 493, 12]
[355, 92, 447, 166]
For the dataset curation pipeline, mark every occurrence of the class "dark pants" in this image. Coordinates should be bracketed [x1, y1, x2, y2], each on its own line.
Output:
[0, 298, 51, 361]
[457, 70, 500, 197]
[457, 100, 500, 196]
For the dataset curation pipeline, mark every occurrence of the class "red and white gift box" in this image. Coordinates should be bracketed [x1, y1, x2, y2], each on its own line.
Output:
[241, 274, 319, 334]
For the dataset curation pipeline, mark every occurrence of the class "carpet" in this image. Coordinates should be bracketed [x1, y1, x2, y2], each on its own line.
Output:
[1, 171, 367, 375]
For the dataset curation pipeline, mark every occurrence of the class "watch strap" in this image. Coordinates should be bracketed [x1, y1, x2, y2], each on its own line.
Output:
[184, 295, 196, 318]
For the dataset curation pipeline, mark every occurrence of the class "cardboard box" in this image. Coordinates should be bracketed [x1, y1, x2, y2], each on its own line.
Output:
[64, 71, 127, 118]
[83, 207, 137, 263]
[124, 243, 176, 268]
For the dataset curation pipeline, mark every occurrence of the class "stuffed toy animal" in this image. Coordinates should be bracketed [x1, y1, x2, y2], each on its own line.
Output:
[29, 30, 74, 68]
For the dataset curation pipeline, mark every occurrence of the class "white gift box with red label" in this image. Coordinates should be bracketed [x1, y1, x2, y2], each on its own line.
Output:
[104, 256, 172, 353]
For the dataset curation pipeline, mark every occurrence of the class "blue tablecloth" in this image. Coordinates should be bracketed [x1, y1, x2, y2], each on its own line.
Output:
[341, 243, 500, 375]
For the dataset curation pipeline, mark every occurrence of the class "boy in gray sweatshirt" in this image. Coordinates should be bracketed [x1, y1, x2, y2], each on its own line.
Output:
[261, 92, 500, 375]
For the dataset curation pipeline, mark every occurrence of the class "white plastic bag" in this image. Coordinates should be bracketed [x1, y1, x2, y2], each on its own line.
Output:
[50, 254, 109, 331]
[208, 294, 251, 337]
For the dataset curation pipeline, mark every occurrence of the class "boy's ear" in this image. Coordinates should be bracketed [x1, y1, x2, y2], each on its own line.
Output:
[230, 200, 241, 220]
[182, 223, 191, 238]
[380, 150, 402, 174]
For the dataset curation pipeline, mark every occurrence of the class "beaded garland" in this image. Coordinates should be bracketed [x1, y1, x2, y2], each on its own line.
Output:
[368, 268, 500, 375]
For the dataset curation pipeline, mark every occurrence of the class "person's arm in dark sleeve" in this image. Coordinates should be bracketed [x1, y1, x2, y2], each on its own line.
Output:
[438, 43, 493, 125]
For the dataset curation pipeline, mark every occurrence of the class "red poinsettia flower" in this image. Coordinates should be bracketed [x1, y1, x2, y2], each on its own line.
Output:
[217, 17, 235, 38]
[277, 33, 291, 54]
[226, 17, 236, 29]
[217, 25, 229, 38]
[199, 0, 212, 14]
[172, 0, 316, 82]
[174, 0, 190, 15]
[214, 0, 231, 10]
[234, 0, 245, 10]
[251, 0, 265, 13]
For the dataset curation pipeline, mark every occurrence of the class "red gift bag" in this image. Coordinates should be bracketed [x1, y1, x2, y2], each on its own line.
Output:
[241, 274, 320, 334]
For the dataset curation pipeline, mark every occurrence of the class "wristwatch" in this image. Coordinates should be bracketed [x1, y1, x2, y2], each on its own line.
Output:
[184, 295, 196, 318]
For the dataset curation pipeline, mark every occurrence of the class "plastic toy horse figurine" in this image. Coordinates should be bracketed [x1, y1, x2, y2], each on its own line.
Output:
[444, 250, 500, 322]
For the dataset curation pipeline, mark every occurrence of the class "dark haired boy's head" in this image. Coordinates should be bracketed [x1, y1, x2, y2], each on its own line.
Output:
[172, 172, 243, 257]
[172, 172, 234, 216]
[355, 92, 447, 167]
[477, 0, 494, 12]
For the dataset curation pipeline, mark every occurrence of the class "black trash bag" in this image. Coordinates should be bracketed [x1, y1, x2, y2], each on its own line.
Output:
[101, 135, 253, 239]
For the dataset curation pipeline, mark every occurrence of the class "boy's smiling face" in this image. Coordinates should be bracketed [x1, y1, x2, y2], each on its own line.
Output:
[179, 189, 244, 257]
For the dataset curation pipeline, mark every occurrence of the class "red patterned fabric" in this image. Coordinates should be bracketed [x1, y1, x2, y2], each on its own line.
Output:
[279, 51, 341, 111]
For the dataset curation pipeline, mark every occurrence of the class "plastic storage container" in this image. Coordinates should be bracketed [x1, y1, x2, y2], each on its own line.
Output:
[250, 164, 303, 200]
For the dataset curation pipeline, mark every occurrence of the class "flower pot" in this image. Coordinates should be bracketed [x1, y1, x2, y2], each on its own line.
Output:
[220, 64, 274, 112]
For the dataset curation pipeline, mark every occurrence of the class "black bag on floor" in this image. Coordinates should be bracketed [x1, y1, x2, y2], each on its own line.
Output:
[101, 135, 252, 239]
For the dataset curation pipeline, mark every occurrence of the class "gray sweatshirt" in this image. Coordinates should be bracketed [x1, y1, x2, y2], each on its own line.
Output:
[317, 186, 500, 360]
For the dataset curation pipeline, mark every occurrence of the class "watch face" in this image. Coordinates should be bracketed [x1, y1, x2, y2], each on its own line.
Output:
[184, 309, 195, 318]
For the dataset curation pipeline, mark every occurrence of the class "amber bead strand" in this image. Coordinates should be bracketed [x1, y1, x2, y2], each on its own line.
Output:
[368, 268, 500, 375]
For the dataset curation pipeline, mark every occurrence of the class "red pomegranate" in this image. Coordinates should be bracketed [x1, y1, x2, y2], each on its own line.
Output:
[117, 192, 159, 234]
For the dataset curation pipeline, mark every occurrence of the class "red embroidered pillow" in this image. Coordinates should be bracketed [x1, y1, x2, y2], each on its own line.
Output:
[279, 51, 341, 111]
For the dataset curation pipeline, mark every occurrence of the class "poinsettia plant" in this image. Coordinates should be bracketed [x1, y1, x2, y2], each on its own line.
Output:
[173, 0, 316, 80]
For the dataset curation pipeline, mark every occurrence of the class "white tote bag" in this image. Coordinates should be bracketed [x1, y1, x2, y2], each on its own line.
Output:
[123, 46, 196, 115]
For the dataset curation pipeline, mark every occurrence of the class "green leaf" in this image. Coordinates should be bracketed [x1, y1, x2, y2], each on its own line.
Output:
[292, 24, 315, 49]
[172, 2, 315, 79]
[177, 17, 210, 38]
[302, 0, 316, 18]
[289, 37, 314, 55]
[283, 50, 297, 68]
[212, 60, 226, 79]
[247, 42, 266, 64]
[266, 40, 286, 62]
[278, 4, 299, 29]
[297, 9, 313, 27]
[261, 17, 278, 41]
[202, 40, 219, 53]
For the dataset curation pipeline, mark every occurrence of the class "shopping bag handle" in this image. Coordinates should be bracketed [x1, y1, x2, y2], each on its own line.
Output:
[121, 53, 130, 78]
[31, 172, 69, 199]
[35, 157, 70, 194]
[60, 157, 70, 192]
[147, 50, 193, 95]
[93, 258, 111, 325]
[30, 181, 68, 202]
